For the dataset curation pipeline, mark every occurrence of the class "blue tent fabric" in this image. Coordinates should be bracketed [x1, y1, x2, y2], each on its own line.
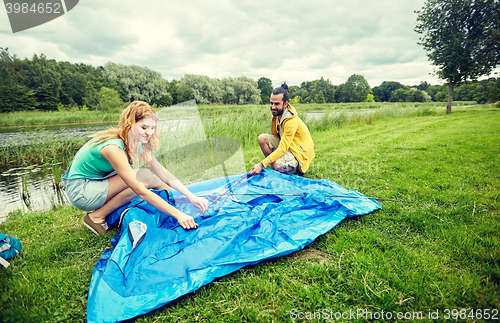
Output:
[86, 169, 381, 322]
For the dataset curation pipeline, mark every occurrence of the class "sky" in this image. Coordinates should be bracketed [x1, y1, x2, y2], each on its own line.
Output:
[1, 0, 451, 88]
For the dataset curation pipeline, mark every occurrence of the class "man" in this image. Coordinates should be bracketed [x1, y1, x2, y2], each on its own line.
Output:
[249, 83, 315, 176]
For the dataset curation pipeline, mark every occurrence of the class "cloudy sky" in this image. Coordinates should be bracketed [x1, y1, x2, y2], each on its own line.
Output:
[1, 0, 448, 88]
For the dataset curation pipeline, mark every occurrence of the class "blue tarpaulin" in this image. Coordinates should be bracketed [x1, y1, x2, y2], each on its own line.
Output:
[86, 169, 381, 322]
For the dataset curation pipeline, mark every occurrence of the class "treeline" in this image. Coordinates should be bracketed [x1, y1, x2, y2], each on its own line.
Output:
[1, 48, 499, 113]
[372, 79, 500, 104]
[0, 48, 261, 112]
[257, 75, 500, 105]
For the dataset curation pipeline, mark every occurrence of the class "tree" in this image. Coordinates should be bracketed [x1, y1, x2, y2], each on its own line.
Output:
[336, 74, 371, 102]
[168, 80, 194, 105]
[0, 83, 38, 112]
[102, 62, 171, 104]
[288, 85, 300, 98]
[175, 84, 195, 103]
[180, 74, 223, 104]
[257, 77, 273, 104]
[389, 87, 431, 102]
[295, 78, 335, 103]
[226, 77, 261, 105]
[372, 81, 405, 102]
[415, 0, 500, 113]
[416, 81, 430, 91]
[35, 83, 58, 111]
[98, 86, 123, 111]
[425, 84, 445, 101]
[151, 94, 173, 107]
[0, 48, 38, 112]
[220, 77, 261, 105]
[485, 77, 500, 103]
[291, 89, 309, 102]
[308, 77, 335, 103]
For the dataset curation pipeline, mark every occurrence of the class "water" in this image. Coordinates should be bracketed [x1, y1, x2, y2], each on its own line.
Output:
[0, 122, 114, 147]
[0, 166, 67, 219]
[0, 124, 115, 221]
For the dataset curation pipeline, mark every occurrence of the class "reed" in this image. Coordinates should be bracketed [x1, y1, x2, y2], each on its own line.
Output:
[0, 104, 451, 168]
[0, 135, 86, 167]
[0, 110, 123, 127]
[20, 173, 31, 209]
[197, 101, 477, 114]
[0, 102, 477, 127]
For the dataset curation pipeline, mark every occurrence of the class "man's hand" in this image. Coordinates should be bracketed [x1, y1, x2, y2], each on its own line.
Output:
[249, 162, 264, 176]
[189, 196, 209, 213]
[175, 211, 198, 230]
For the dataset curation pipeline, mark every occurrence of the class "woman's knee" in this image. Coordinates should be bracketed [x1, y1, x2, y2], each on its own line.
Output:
[135, 168, 155, 187]
[136, 168, 167, 189]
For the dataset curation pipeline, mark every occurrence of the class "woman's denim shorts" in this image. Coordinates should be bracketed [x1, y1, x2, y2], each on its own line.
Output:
[63, 170, 117, 212]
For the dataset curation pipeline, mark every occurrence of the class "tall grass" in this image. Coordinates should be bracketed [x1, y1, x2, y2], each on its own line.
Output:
[0, 102, 477, 127]
[0, 104, 469, 167]
[0, 110, 123, 127]
[197, 101, 477, 114]
[0, 136, 85, 166]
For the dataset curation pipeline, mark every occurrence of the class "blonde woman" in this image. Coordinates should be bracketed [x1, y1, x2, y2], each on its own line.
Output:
[62, 101, 208, 235]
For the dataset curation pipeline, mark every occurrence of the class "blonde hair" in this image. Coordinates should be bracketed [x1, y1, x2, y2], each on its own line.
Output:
[90, 101, 160, 167]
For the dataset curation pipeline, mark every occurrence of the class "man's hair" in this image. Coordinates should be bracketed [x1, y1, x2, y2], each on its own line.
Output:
[272, 83, 290, 103]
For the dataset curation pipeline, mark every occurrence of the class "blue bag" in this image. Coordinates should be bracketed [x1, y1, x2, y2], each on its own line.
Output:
[0, 233, 22, 268]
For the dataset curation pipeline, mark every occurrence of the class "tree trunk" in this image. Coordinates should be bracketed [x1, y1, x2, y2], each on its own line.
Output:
[447, 81, 455, 114]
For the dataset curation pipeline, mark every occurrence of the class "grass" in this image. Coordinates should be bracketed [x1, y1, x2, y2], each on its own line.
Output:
[0, 101, 477, 127]
[0, 137, 86, 167]
[0, 105, 499, 322]
[0, 110, 124, 127]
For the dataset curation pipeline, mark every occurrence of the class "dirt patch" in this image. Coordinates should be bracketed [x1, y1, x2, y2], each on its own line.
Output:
[290, 249, 332, 265]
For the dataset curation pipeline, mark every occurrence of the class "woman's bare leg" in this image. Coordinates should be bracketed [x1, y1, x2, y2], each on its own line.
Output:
[135, 168, 172, 191]
[88, 169, 172, 222]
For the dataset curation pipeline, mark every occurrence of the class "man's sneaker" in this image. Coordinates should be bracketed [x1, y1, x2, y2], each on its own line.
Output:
[83, 213, 109, 236]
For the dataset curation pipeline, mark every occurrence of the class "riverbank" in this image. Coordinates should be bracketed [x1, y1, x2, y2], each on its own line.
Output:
[0, 106, 498, 322]
[0, 101, 477, 127]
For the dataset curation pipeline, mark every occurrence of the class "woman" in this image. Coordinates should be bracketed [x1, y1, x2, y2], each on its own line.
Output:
[62, 101, 208, 235]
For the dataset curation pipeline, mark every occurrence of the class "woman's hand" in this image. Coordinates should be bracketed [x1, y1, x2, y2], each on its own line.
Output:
[189, 196, 209, 213]
[175, 212, 198, 230]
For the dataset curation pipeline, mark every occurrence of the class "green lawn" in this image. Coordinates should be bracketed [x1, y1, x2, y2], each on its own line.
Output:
[0, 107, 498, 322]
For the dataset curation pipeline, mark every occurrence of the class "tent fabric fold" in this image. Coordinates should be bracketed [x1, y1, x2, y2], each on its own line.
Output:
[87, 169, 381, 322]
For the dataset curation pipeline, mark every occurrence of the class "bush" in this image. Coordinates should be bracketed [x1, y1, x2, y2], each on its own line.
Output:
[98, 87, 123, 111]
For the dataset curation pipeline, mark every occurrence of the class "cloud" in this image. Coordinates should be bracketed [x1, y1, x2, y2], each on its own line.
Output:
[0, 0, 443, 87]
